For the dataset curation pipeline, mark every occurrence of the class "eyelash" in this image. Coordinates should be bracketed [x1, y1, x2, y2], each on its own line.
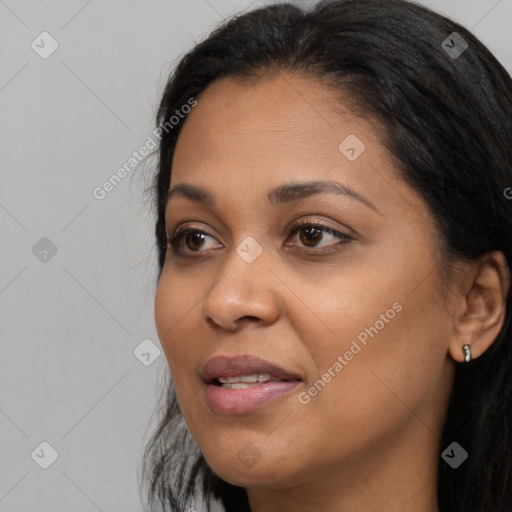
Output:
[166, 220, 353, 258]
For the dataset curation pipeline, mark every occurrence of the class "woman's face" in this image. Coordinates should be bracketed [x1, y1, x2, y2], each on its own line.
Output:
[154, 71, 457, 493]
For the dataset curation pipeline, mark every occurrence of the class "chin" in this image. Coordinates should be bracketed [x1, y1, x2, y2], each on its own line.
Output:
[199, 439, 307, 489]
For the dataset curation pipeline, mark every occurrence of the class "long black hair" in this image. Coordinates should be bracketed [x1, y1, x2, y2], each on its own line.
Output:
[140, 1, 512, 510]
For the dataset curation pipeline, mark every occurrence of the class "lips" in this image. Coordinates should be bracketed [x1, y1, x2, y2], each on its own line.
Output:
[201, 354, 302, 384]
[201, 354, 303, 415]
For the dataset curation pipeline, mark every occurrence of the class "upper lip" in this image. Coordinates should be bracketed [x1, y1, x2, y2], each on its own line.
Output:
[201, 355, 302, 383]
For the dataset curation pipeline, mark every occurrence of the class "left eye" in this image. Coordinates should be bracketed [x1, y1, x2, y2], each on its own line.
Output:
[286, 222, 353, 250]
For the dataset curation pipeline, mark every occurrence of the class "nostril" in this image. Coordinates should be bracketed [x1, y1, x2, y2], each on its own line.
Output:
[205, 315, 262, 332]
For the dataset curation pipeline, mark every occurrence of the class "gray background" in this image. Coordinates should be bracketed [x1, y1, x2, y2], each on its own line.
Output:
[1, 0, 511, 510]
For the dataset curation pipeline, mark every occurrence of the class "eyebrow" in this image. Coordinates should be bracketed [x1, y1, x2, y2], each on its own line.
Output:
[165, 180, 379, 212]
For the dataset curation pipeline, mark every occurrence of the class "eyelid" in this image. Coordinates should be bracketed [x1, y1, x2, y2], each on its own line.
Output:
[285, 216, 356, 240]
[166, 214, 355, 240]
[168, 222, 217, 241]
[166, 223, 222, 251]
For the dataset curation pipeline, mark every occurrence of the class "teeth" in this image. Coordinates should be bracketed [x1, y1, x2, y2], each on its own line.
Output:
[226, 383, 257, 389]
[240, 374, 258, 383]
[216, 373, 272, 385]
[227, 375, 255, 383]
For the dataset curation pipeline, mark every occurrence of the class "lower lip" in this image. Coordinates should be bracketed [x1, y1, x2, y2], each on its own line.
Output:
[205, 381, 301, 415]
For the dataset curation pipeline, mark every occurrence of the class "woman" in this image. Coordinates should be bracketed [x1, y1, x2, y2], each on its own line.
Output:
[140, 0, 512, 510]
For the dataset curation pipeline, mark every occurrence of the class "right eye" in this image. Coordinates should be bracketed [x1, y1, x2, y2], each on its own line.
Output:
[167, 226, 221, 257]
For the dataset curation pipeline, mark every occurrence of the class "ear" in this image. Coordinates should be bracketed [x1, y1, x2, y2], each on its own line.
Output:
[448, 251, 510, 363]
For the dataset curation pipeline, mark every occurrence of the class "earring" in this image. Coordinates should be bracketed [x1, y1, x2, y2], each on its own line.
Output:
[462, 344, 472, 363]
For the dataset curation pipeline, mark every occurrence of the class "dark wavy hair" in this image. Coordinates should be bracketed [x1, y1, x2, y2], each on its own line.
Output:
[139, 0, 512, 510]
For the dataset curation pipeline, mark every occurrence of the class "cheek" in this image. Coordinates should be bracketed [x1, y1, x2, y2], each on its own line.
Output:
[154, 278, 205, 420]
[154, 274, 197, 370]
[302, 280, 450, 453]
[290, 247, 451, 444]
[154, 280, 172, 353]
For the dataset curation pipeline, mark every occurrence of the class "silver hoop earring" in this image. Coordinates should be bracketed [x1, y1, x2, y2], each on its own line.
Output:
[462, 344, 472, 363]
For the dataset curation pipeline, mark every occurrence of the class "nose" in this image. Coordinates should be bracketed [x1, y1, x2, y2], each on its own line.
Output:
[201, 253, 281, 332]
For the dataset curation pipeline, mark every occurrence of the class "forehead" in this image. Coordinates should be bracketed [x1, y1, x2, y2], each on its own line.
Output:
[172, 71, 385, 178]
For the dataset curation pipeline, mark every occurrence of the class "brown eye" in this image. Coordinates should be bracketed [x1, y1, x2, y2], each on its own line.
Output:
[298, 226, 323, 247]
[167, 227, 220, 256]
[287, 222, 353, 250]
[183, 232, 208, 251]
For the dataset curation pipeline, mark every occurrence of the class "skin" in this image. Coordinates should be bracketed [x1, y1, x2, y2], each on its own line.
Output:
[154, 70, 509, 512]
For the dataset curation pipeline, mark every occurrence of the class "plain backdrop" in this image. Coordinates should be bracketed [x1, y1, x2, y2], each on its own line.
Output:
[1, 0, 511, 510]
